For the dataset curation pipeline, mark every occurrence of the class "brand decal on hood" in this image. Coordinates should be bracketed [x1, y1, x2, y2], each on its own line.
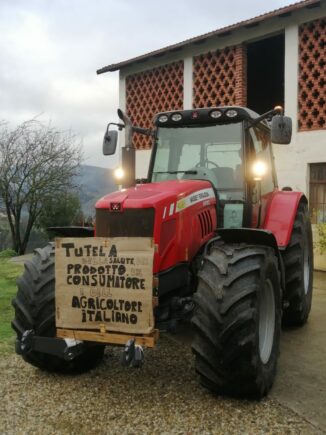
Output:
[176, 188, 215, 212]
[162, 188, 215, 219]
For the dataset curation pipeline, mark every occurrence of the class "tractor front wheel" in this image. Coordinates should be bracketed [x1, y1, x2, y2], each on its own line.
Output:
[12, 243, 105, 372]
[192, 243, 281, 398]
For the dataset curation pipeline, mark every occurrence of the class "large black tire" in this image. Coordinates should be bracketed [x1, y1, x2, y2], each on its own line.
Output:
[12, 243, 105, 372]
[282, 202, 313, 326]
[192, 243, 281, 398]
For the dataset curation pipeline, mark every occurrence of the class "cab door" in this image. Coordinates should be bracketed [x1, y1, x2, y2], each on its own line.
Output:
[247, 125, 278, 228]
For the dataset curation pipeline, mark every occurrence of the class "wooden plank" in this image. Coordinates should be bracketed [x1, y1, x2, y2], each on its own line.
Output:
[56, 328, 159, 348]
[55, 237, 155, 334]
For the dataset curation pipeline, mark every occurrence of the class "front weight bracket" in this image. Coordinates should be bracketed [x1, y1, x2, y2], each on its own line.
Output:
[16, 330, 84, 361]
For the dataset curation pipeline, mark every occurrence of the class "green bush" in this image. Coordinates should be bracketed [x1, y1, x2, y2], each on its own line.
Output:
[317, 223, 326, 254]
[0, 259, 24, 353]
[0, 249, 17, 258]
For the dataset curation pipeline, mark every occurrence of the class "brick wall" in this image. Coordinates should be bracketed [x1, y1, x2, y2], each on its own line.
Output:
[193, 44, 247, 108]
[298, 17, 325, 131]
[234, 45, 247, 107]
[126, 61, 184, 149]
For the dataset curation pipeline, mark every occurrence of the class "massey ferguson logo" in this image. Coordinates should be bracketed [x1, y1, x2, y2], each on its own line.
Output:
[110, 202, 122, 212]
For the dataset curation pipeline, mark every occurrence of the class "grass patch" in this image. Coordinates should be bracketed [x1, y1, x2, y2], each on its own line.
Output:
[0, 249, 17, 258]
[0, 259, 24, 354]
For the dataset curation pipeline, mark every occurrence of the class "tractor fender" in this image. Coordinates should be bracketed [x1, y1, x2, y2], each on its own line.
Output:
[47, 226, 94, 237]
[217, 228, 285, 292]
[262, 191, 307, 248]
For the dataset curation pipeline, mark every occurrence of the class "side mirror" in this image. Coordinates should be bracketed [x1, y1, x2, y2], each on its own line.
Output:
[103, 129, 118, 155]
[271, 115, 292, 144]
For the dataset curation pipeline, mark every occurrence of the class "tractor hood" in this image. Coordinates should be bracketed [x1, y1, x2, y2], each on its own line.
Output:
[95, 179, 216, 211]
[95, 179, 217, 274]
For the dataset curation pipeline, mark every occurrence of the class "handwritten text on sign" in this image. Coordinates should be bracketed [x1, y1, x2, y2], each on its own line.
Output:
[55, 237, 154, 334]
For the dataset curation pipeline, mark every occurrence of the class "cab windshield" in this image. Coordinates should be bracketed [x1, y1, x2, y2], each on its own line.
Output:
[151, 123, 244, 201]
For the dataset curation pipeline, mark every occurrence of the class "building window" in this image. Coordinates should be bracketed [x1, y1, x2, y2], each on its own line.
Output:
[310, 163, 326, 223]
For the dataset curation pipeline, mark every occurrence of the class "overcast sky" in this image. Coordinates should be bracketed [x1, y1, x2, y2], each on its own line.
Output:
[0, 0, 292, 168]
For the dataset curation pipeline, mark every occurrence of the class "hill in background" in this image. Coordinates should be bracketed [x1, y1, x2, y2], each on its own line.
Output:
[76, 165, 116, 217]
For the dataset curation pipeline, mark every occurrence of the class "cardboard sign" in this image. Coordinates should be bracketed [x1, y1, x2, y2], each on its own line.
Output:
[55, 237, 154, 334]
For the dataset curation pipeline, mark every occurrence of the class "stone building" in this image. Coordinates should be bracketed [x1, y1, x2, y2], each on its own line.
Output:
[98, 0, 325, 225]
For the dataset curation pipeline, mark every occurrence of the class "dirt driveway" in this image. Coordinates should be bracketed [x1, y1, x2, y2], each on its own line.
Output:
[1, 272, 325, 434]
[171, 270, 326, 432]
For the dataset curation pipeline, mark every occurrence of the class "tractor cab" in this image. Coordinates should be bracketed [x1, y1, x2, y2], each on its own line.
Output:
[103, 106, 292, 230]
[149, 106, 289, 228]
[151, 113, 244, 196]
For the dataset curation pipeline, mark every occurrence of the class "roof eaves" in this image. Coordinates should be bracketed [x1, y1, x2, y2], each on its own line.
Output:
[96, 0, 320, 75]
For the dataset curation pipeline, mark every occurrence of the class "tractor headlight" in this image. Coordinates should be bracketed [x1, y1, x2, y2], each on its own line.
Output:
[158, 115, 168, 123]
[252, 161, 267, 180]
[171, 113, 182, 122]
[210, 110, 222, 119]
[114, 167, 125, 181]
[226, 109, 238, 118]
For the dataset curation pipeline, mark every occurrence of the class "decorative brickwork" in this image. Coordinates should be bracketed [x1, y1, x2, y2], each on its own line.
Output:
[193, 44, 247, 108]
[235, 45, 247, 107]
[126, 62, 184, 149]
[298, 18, 325, 131]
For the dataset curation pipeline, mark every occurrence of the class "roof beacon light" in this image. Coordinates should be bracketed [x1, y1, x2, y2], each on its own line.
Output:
[210, 110, 222, 119]
[274, 105, 284, 114]
[158, 115, 168, 123]
[226, 109, 238, 118]
[171, 113, 182, 122]
[252, 160, 267, 181]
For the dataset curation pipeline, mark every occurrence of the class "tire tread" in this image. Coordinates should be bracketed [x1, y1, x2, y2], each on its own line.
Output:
[192, 242, 281, 398]
[12, 243, 104, 372]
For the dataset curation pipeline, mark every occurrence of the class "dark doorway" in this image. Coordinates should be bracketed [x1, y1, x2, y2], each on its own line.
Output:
[247, 34, 285, 115]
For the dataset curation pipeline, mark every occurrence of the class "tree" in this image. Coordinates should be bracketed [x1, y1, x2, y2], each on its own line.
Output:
[37, 192, 83, 236]
[0, 119, 82, 254]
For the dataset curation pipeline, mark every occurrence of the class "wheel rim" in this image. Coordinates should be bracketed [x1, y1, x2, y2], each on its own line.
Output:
[259, 279, 275, 364]
[303, 234, 310, 295]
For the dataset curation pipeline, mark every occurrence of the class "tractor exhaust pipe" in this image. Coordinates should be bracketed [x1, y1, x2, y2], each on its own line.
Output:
[117, 109, 133, 150]
[117, 109, 136, 188]
[115, 109, 154, 188]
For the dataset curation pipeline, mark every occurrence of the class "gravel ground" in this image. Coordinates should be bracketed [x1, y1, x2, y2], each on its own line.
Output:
[0, 334, 320, 435]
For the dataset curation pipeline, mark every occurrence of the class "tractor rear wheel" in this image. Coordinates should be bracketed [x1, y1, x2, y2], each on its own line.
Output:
[192, 243, 281, 398]
[12, 243, 105, 372]
[282, 202, 313, 326]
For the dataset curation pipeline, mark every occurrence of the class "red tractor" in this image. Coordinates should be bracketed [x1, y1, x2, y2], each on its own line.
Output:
[12, 106, 313, 398]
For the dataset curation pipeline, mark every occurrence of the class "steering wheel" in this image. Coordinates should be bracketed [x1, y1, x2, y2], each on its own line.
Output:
[206, 160, 219, 168]
[195, 161, 219, 169]
[184, 165, 219, 187]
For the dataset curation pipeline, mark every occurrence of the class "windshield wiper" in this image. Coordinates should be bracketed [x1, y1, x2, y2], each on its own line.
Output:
[153, 170, 198, 175]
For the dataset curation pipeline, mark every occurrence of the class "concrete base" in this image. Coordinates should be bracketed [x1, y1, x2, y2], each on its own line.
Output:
[271, 271, 326, 431]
